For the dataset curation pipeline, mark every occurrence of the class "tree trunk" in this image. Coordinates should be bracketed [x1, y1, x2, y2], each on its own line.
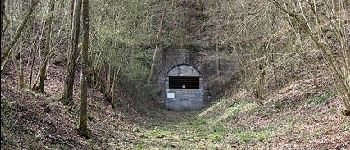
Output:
[1, 0, 38, 72]
[28, 25, 41, 87]
[215, 27, 220, 75]
[105, 64, 111, 97]
[15, 40, 25, 88]
[61, 0, 82, 105]
[67, 0, 75, 59]
[2, 6, 9, 34]
[33, 0, 55, 93]
[1, 0, 5, 35]
[79, 0, 89, 138]
[111, 66, 120, 109]
[147, 46, 159, 85]
[255, 63, 265, 105]
[147, 4, 166, 85]
[91, 52, 101, 88]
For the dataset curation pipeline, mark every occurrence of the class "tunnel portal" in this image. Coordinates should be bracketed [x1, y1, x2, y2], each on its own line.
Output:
[165, 64, 204, 111]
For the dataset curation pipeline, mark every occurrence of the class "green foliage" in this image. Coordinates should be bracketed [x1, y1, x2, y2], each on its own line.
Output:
[143, 127, 172, 139]
[1, 100, 13, 138]
[306, 91, 335, 105]
[1, 100, 14, 126]
[183, 117, 228, 142]
[188, 118, 207, 126]
[217, 98, 255, 121]
[134, 142, 146, 150]
[207, 125, 227, 142]
[232, 126, 275, 143]
[328, 107, 337, 113]
[248, 105, 264, 114]
[340, 121, 350, 132]
[272, 100, 284, 110]
[1, 99, 11, 114]
[227, 99, 251, 113]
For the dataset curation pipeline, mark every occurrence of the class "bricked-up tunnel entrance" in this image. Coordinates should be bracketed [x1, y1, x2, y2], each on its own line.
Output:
[154, 48, 234, 111]
[165, 64, 204, 111]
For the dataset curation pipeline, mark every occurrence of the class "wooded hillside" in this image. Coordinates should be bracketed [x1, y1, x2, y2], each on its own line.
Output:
[1, 0, 349, 149]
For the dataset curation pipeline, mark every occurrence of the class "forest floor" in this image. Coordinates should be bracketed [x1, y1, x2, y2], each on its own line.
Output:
[1, 62, 349, 150]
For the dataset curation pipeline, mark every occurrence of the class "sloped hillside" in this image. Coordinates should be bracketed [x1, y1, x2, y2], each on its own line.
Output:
[1, 62, 149, 149]
[2, 62, 349, 149]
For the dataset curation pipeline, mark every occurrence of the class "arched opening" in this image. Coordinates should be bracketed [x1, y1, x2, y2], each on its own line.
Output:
[165, 64, 204, 111]
[167, 64, 201, 89]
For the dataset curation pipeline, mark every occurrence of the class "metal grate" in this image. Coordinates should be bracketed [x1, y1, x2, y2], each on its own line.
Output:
[169, 76, 199, 89]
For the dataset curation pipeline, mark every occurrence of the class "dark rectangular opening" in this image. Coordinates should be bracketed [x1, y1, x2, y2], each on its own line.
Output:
[169, 76, 199, 89]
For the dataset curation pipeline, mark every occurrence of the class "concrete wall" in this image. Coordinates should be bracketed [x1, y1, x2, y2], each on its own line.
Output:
[167, 64, 200, 77]
[165, 89, 204, 111]
[154, 48, 210, 110]
[165, 65, 203, 111]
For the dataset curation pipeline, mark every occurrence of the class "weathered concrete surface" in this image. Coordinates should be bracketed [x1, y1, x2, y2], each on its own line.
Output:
[165, 89, 204, 111]
[167, 65, 200, 77]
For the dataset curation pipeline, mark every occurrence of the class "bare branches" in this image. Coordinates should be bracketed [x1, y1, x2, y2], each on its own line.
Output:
[1, 0, 39, 72]
[271, 0, 350, 113]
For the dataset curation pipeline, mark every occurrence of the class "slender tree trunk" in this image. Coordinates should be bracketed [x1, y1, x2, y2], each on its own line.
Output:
[92, 52, 101, 87]
[1, 0, 5, 35]
[61, 0, 82, 105]
[15, 40, 25, 88]
[33, 0, 55, 93]
[79, 0, 89, 138]
[105, 64, 111, 97]
[2, 7, 10, 34]
[256, 62, 265, 105]
[111, 66, 120, 109]
[94, 66, 102, 89]
[29, 42, 40, 87]
[215, 24, 220, 75]
[1, 0, 38, 72]
[67, 0, 75, 59]
[28, 26, 40, 86]
[147, 4, 166, 85]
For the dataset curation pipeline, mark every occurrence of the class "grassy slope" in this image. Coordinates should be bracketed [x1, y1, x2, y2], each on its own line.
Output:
[1, 63, 349, 149]
[135, 90, 349, 149]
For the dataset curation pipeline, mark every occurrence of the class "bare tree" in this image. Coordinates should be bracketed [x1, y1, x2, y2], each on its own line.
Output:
[61, 0, 82, 104]
[79, 0, 89, 137]
[1, 0, 39, 72]
[271, 0, 350, 115]
[111, 66, 121, 109]
[147, 3, 166, 85]
[33, 0, 56, 93]
[1, 0, 5, 35]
